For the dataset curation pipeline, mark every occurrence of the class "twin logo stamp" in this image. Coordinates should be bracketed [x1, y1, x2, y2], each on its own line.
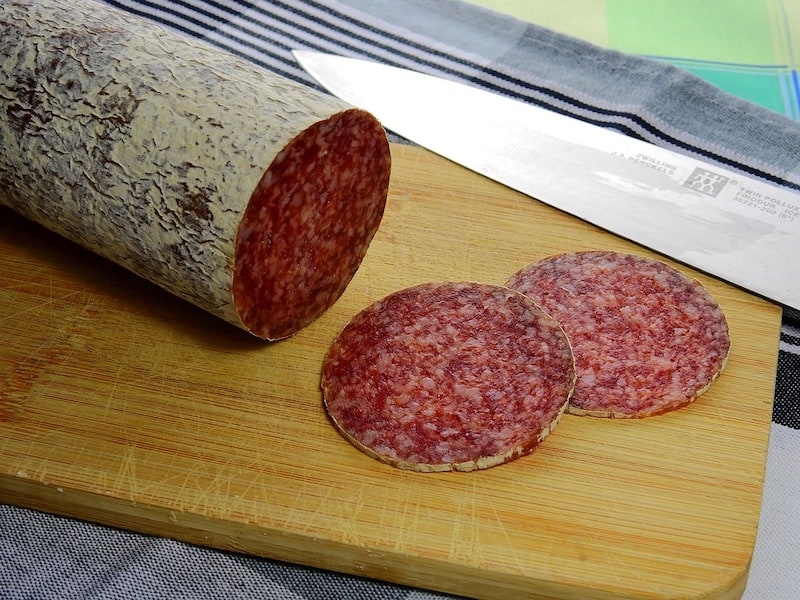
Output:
[682, 167, 729, 197]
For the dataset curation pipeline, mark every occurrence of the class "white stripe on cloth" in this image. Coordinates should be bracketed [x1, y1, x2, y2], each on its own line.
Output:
[742, 423, 800, 599]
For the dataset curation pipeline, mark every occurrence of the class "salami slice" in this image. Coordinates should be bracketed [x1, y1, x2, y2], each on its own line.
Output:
[506, 251, 731, 418]
[0, 0, 390, 340]
[321, 282, 575, 472]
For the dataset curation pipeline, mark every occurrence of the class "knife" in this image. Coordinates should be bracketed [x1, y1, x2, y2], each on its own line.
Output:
[293, 50, 800, 311]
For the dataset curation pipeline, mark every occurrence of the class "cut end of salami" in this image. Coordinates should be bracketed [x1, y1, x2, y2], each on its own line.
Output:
[233, 109, 390, 340]
[321, 282, 575, 472]
[506, 251, 731, 418]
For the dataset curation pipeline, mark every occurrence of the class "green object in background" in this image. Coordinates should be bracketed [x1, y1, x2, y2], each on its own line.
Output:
[468, 0, 800, 120]
[605, 0, 776, 63]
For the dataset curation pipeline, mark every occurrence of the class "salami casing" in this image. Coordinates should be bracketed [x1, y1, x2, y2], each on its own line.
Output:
[0, 0, 391, 340]
[506, 251, 731, 418]
[321, 282, 575, 472]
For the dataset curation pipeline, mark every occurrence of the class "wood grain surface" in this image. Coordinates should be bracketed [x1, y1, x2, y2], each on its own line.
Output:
[0, 144, 780, 599]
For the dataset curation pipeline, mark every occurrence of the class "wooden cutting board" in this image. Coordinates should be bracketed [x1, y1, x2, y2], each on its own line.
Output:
[0, 144, 780, 600]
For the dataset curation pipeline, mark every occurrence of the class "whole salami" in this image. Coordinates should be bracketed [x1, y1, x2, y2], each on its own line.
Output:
[321, 282, 576, 472]
[506, 251, 731, 418]
[0, 0, 391, 340]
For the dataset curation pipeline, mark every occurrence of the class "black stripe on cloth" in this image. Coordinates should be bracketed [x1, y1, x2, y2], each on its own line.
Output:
[776, 318, 800, 429]
[103, 0, 800, 192]
[775, 344, 800, 429]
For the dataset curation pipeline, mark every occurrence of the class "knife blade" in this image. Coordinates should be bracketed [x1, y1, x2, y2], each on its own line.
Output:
[293, 50, 800, 311]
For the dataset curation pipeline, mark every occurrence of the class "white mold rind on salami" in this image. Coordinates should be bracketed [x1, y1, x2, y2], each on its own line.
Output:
[321, 282, 576, 472]
[0, 0, 390, 340]
[506, 251, 731, 418]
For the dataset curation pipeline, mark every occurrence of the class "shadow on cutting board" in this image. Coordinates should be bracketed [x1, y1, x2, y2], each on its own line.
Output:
[0, 206, 268, 352]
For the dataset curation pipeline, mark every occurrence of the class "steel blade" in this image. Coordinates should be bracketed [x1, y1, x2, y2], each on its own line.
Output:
[294, 50, 800, 310]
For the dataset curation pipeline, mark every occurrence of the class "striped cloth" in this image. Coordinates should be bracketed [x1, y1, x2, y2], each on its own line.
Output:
[2, 1, 798, 599]
[104, 0, 800, 192]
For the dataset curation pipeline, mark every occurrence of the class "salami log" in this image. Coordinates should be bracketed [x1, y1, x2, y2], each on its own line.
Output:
[0, 0, 391, 340]
[321, 282, 576, 472]
[506, 251, 731, 418]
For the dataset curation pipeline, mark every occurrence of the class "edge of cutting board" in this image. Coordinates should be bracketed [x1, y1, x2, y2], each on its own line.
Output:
[1, 144, 780, 600]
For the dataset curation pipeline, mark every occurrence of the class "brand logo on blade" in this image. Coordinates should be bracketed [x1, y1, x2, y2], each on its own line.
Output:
[682, 168, 729, 197]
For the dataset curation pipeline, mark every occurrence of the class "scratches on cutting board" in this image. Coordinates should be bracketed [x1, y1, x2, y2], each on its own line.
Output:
[449, 476, 526, 574]
[1, 285, 99, 423]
